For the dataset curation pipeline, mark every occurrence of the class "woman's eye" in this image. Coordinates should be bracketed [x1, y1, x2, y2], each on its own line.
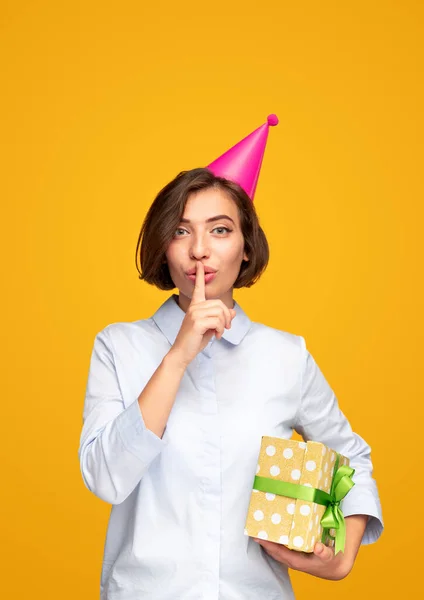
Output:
[212, 227, 232, 234]
[174, 227, 232, 237]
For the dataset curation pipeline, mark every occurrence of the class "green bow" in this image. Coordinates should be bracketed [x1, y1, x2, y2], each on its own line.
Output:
[252, 451, 355, 555]
[319, 461, 355, 554]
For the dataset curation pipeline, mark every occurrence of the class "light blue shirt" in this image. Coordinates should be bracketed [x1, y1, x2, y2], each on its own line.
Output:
[79, 293, 384, 599]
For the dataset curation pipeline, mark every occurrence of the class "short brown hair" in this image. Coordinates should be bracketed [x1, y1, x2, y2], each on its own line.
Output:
[135, 167, 269, 290]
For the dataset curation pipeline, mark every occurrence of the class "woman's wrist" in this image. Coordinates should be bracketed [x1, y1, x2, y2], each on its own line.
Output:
[164, 349, 189, 372]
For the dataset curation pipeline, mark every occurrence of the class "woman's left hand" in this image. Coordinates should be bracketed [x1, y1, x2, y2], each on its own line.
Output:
[253, 514, 369, 580]
[252, 538, 352, 581]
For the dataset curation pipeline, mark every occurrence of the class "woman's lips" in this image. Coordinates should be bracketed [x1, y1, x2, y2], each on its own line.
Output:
[187, 272, 217, 284]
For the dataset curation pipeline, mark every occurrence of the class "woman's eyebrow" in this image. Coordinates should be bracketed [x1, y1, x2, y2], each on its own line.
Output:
[180, 214, 235, 225]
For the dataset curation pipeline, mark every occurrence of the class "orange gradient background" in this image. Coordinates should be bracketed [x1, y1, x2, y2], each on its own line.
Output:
[1, 1, 422, 598]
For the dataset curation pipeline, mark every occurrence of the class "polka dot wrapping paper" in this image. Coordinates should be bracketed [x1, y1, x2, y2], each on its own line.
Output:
[244, 437, 351, 553]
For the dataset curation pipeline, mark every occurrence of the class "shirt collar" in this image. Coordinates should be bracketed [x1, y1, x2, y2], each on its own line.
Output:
[151, 293, 252, 348]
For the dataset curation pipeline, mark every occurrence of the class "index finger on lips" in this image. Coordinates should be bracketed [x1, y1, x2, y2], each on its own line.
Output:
[190, 261, 205, 305]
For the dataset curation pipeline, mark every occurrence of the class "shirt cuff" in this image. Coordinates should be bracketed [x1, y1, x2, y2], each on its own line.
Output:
[341, 487, 384, 545]
[115, 398, 169, 465]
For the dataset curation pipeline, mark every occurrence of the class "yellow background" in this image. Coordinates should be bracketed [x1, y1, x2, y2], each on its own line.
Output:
[1, 1, 422, 597]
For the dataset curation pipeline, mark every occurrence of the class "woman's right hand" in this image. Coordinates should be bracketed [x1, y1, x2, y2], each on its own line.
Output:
[169, 261, 237, 367]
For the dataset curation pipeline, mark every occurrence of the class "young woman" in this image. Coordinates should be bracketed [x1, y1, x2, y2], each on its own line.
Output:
[79, 119, 383, 599]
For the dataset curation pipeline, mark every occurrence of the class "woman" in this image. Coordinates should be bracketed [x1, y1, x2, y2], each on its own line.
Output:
[79, 118, 383, 599]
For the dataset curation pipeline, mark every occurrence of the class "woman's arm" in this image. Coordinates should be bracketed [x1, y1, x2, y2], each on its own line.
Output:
[343, 515, 369, 569]
[254, 339, 383, 580]
[293, 336, 384, 546]
[137, 349, 187, 439]
[78, 327, 186, 505]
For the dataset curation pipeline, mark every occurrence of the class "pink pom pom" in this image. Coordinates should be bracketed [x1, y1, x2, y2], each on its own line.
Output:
[267, 114, 279, 126]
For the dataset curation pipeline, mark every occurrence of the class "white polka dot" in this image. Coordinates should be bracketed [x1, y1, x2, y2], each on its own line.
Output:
[315, 514, 319, 525]
[305, 460, 316, 471]
[300, 504, 311, 516]
[293, 536, 304, 548]
[322, 446, 326, 456]
[258, 530, 268, 539]
[313, 504, 318, 513]
[256, 464, 260, 474]
[291, 469, 301, 480]
[324, 462, 328, 473]
[254, 510, 264, 521]
[291, 520, 295, 529]
[265, 493, 276, 501]
[298, 441, 306, 449]
[279, 535, 289, 544]
[311, 535, 315, 546]
[271, 513, 282, 524]
[325, 477, 328, 487]
[270, 465, 280, 476]
[266, 445, 276, 456]
[283, 448, 293, 459]
[331, 452, 335, 462]
[287, 503, 295, 515]
[303, 482, 313, 487]
[319, 470, 323, 480]
[318, 525, 322, 534]
[309, 520, 313, 531]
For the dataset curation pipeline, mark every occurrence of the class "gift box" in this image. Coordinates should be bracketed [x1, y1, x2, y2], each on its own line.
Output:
[244, 437, 355, 554]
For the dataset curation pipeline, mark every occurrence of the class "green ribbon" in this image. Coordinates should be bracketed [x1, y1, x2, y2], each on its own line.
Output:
[253, 451, 355, 555]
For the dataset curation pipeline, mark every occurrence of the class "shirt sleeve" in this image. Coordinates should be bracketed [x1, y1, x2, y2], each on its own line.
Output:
[78, 327, 168, 505]
[293, 336, 384, 546]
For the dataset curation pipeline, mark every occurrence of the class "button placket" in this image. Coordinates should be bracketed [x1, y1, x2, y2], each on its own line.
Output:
[195, 340, 221, 600]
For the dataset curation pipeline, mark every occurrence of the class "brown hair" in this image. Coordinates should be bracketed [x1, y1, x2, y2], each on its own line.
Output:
[135, 167, 269, 290]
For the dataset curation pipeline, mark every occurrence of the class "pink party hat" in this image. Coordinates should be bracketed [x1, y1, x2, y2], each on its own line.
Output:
[206, 114, 279, 202]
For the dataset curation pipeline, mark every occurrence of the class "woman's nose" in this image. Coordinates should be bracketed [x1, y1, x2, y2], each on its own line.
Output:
[191, 249, 210, 260]
[190, 237, 210, 260]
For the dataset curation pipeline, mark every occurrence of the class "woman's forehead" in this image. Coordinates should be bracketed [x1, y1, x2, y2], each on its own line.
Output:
[183, 188, 237, 220]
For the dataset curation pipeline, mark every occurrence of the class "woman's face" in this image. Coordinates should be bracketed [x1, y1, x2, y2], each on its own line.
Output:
[164, 187, 249, 310]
